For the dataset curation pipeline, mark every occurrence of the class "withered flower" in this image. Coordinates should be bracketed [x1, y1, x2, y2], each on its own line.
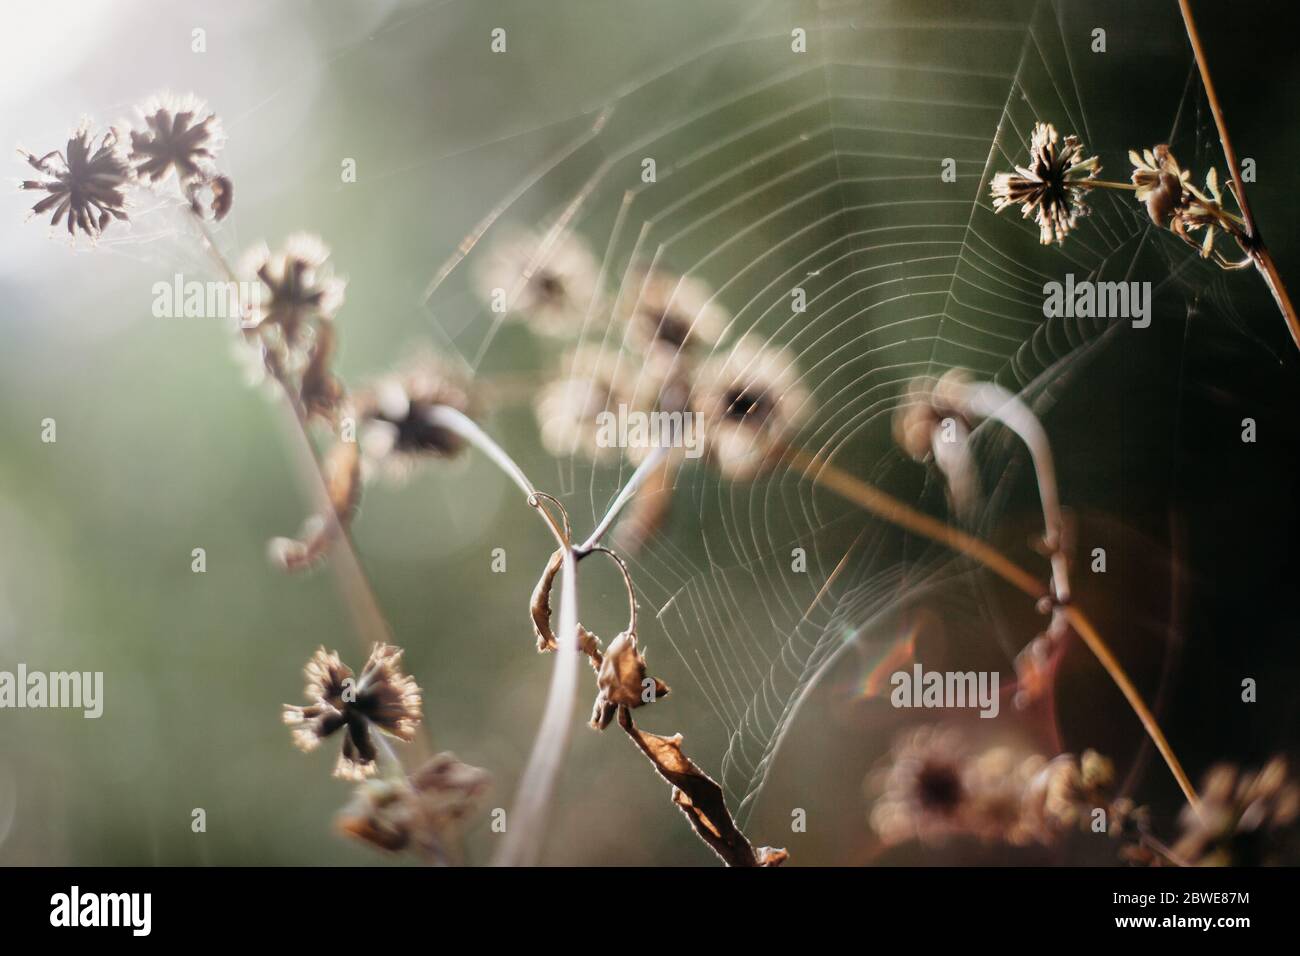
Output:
[474, 227, 602, 337]
[869, 727, 973, 845]
[353, 356, 474, 481]
[691, 336, 812, 480]
[283, 644, 423, 780]
[242, 233, 345, 350]
[625, 270, 727, 358]
[127, 93, 225, 185]
[337, 752, 491, 864]
[590, 631, 669, 730]
[990, 121, 1098, 245]
[18, 125, 130, 240]
[1171, 758, 1300, 866]
[534, 345, 647, 462]
[187, 174, 233, 222]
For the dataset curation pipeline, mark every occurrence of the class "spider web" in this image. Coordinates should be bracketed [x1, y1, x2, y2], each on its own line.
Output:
[418, 0, 1237, 826]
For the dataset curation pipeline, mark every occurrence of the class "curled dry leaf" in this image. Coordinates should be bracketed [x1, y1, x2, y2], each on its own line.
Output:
[617, 706, 787, 867]
[269, 437, 361, 572]
[590, 631, 669, 730]
[529, 546, 602, 663]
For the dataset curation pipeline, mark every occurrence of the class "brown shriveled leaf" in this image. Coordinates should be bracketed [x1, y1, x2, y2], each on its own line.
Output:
[617, 705, 786, 867]
[529, 546, 603, 666]
[299, 321, 345, 422]
[590, 630, 669, 730]
[269, 437, 362, 572]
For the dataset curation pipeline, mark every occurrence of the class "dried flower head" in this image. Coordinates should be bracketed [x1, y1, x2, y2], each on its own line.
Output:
[186, 174, 233, 222]
[990, 122, 1099, 245]
[534, 345, 648, 462]
[590, 631, 669, 730]
[127, 93, 225, 185]
[691, 336, 812, 480]
[869, 727, 972, 845]
[18, 125, 130, 240]
[625, 270, 727, 357]
[1171, 757, 1300, 866]
[353, 356, 474, 481]
[336, 752, 491, 864]
[242, 233, 345, 351]
[283, 644, 423, 780]
[474, 227, 601, 336]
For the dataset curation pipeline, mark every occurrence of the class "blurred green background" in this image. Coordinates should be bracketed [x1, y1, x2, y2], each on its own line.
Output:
[1, 0, 1298, 866]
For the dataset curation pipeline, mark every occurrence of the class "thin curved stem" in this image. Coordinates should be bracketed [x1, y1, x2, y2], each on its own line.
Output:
[1177, 0, 1300, 352]
[576, 445, 669, 553]
[787, 446, 1201, 814]
[492, 545, 580, 866]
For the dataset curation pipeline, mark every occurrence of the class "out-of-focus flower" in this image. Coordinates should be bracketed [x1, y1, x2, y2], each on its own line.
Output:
[283, 644, 422, 780]
[186, 174, 233, 222]
[871, 731, 1129, 850]
[18, 125, 130, 240]
[625, 270, 727, 358]
[534, 345, 654, 462]
[869, 727, 972, 845]
[474, 227, 601, 336]
[353, 356, 474, 481]
[242, 233, 345, 351]
[990, 122, 1098, 245]
[692, 336, 812, 480]
[1171, 758, 1299, 866]
[127, 93, 225, 185]
[337, 752, 491, 864]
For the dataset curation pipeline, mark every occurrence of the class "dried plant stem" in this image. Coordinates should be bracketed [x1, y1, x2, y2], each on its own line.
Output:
[421, 406, 587, 866]
[495, 546, 581, 866]
[188, 213, 394, 651]
[957, 382, 1071, 606]
[1177, 0, 1300, 352]
[787, 446, 1201, 814]
[576, 444, 669, 553]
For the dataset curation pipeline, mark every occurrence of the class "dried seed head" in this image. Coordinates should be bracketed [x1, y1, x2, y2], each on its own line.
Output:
[18, 124, 131, 240]
[242, 233, 345, 351]
[353, 355, 475, 481]
[534, 345, 653, 462]
[869, 727, 972, 845]
[474, 227, 602, 337]
[336, 752, 491, 864]
[625, 270, 727, 358]
[590, 630, 669, 730]
[127, 93, 226, 185]
[990, 121, 1098, 245]
[1171, 757, 1299, 866]
[186, 174, 233, 222]
[691, 336, 812, 480]
[283, 643, 423, 780]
